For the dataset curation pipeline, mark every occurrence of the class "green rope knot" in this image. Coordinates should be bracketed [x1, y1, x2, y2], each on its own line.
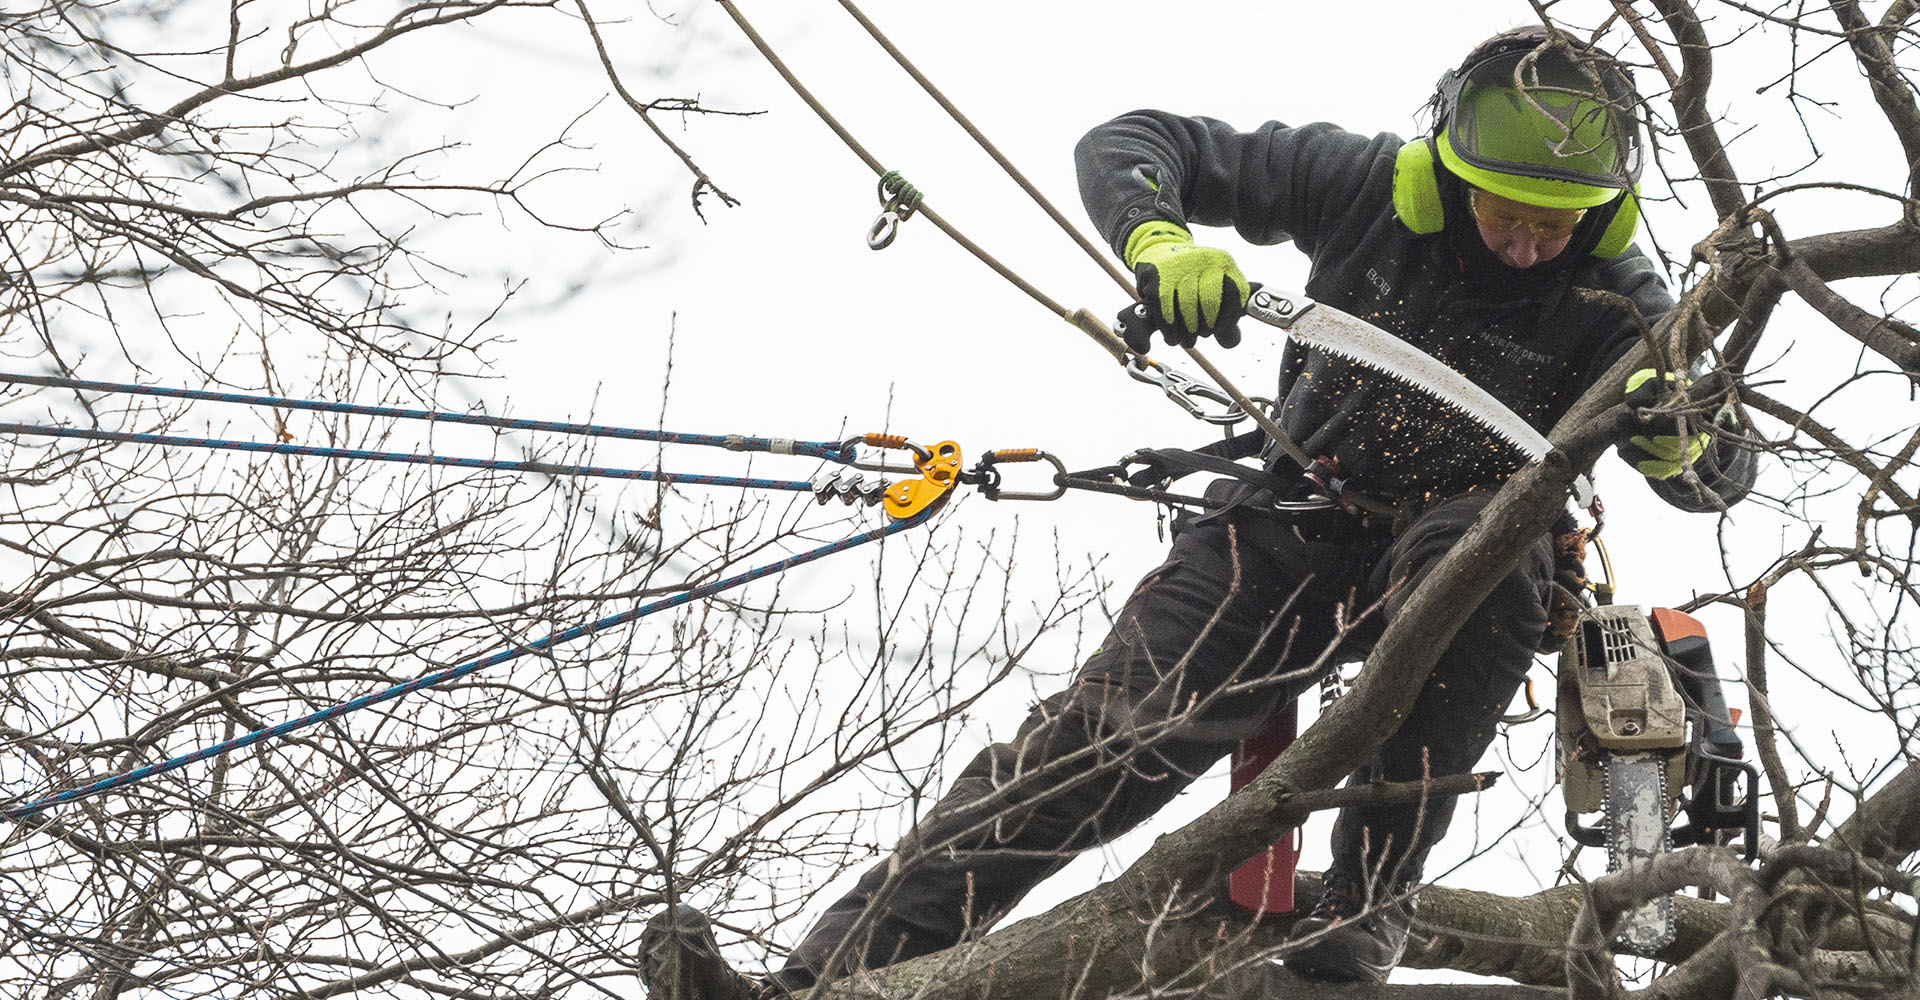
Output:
[868, 170, 925, 249]
[878, 170, 924, 217]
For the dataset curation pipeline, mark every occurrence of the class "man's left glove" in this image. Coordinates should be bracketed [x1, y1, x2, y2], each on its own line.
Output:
[1122, 221, 1250, 353]
[1617, 368, 1711, 480]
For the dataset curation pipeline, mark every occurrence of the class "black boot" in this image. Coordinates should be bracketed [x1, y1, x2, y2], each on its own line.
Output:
[1282, 874, 1416, 983]
[639, 904, 774, 1000]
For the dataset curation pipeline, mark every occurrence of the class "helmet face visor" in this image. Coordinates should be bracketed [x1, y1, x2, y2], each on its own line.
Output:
[1440, 46, 1644, 209]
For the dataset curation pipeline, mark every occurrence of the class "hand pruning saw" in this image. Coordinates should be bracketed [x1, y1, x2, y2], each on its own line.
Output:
[1123, 286, 1596, 509]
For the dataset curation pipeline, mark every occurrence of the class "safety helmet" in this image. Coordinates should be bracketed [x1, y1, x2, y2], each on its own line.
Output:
[1433, 26, 1645, 210]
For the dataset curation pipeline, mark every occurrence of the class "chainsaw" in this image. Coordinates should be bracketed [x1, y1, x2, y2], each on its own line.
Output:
[1556, 603, 1760, 954]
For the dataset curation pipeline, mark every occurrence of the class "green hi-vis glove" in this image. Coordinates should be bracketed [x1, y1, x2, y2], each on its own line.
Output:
[1618, 368, 1712, 480]
[1123, 222, 1250, 353]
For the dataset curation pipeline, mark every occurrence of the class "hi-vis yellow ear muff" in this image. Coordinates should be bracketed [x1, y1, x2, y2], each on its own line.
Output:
[1390, 137, 1641, 258]
[1591, 189, 1640, 259]
[1392, 138, 1445, 236]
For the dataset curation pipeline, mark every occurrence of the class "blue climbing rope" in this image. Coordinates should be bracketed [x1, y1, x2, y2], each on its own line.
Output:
[0, 422, 823, 494]
[0, 372, 857, 463]
[2, 503, 940, 821]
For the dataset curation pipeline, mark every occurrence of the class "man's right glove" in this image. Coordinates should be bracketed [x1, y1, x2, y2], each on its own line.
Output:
[1618, 368, 1712, 480]
[1122, 221, 1249, 354]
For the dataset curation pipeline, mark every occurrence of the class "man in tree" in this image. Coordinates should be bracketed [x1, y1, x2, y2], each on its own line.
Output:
[641, 24, 1754, 995]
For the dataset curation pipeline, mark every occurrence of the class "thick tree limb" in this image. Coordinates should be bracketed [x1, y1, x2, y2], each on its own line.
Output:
[800, 857, 1913, 999]
[1824, 759, 1920, 865]
[806, 779, 1502, 1000]
[1793, 223, 1920, 280]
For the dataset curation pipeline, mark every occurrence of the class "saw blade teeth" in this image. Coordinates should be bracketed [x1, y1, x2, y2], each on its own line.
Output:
[1314, 342, 1534, 454]
[1603, 753, 1677, 955]
[1286, 312, 1552, 461]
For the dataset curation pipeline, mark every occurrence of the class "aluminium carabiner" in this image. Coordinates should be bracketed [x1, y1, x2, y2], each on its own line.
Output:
[969, 449, 1068, 502]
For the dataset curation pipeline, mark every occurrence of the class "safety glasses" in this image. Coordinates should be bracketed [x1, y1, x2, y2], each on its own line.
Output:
[1468, 188, 1587, 241]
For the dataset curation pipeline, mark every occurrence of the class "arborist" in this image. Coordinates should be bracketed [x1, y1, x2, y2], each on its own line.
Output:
[641, 24, 1756, 995]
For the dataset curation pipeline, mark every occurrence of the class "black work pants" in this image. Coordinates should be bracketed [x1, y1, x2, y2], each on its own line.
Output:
[775, 490, 1553, 985]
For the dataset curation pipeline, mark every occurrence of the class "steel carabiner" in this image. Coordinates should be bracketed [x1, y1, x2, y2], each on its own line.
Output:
[867, 211, 902, 250]
[1124, 357, 1259, 426]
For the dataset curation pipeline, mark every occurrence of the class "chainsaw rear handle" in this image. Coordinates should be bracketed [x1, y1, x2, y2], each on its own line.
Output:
[1670, 749, 1761, 861]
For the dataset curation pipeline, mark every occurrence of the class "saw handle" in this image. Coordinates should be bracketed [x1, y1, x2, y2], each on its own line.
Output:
[1115, 301, 1151, 355]
[1116, 283, 1268, 355]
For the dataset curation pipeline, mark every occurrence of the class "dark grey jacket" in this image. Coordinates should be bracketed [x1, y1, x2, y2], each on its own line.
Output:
[1076, 111, 1752, 509]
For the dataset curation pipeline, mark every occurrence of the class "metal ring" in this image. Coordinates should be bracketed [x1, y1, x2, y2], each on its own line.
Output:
[867, 212, 900, 250]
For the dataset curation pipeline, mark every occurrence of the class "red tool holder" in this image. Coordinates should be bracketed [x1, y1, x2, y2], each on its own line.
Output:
[1228, 701, 1300, 914]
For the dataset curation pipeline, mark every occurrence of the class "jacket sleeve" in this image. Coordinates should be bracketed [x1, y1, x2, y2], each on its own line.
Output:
[1074, 110, 1393, 257]
[1580, 249, 1758, 512]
